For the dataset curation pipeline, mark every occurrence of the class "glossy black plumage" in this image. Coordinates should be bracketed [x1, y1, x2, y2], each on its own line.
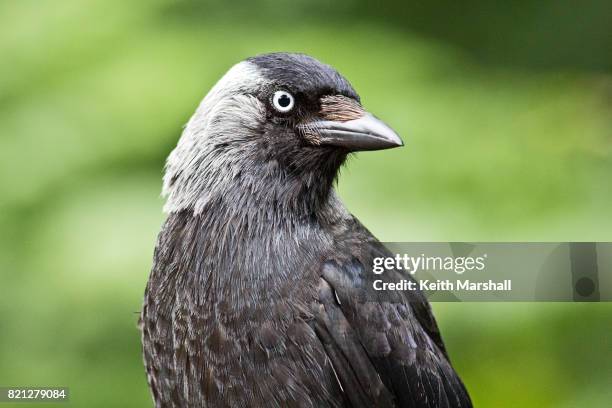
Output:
[141, 53, 472, 407]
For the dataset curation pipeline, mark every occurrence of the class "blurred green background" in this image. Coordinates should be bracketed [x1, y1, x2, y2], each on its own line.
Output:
[1, 0, 611, 407]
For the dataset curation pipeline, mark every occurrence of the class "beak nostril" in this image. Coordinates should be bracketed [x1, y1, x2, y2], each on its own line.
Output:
[319, 95, 365, 122]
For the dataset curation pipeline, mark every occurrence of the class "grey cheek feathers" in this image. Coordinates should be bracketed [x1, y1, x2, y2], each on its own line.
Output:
[162, 61, 268, 214]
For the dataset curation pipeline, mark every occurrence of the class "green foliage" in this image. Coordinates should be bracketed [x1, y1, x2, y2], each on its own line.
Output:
[0, 1, 610, 407]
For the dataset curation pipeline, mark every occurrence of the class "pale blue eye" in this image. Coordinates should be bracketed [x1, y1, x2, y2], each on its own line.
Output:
[272, 91, 295, 112]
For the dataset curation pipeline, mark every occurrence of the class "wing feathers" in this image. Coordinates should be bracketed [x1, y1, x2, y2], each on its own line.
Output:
[314, 250, 472, 407]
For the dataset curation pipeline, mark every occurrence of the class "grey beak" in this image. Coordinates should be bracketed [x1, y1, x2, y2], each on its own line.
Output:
[301, 113, 403, 151]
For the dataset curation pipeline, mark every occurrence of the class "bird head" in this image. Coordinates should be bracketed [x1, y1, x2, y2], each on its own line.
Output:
[163, 53, 403, 215]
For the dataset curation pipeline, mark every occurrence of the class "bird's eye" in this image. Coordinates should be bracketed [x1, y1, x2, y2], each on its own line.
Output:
[271, 90, 295, 113]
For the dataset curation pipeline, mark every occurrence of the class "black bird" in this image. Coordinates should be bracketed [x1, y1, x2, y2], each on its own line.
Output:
[141, 53, 472, 408]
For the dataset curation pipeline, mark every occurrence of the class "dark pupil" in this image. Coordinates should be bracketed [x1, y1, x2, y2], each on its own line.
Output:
[278, 94, 291, 108]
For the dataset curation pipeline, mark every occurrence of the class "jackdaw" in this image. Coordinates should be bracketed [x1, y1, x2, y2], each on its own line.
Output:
[141, 52, 472, 408]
